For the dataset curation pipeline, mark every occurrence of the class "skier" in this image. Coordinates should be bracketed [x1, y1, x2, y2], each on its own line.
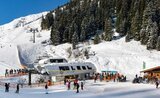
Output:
[155, 80, 159, 89]
[73, 79, 78, 89]
[5, 69, 8, 77]
[15, 84, 19, 93]
[5, 83, 8, 92]
[45, 83, 48, 94]
[7, 83, 10, 92]
[76, 83, 80, 93]
[81, 82, 84, 90]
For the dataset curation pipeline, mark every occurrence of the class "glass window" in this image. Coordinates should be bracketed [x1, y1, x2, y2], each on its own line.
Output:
[50, 59, 56, 63]
[58, 59, 63, 63]
[59, 66, 70, 71]
[77, 66, 81, 70]
[87, 66, 92, 70]
[82, 66, 86, 70]
[71, 66, 75, 70]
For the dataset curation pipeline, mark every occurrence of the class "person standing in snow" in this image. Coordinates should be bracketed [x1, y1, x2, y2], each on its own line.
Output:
[45, 83, 48, 94]
[5, 69, 8, 77]
[81, 82, 84, 90]
[73, 79, 78, 89]
[94, 74, 98, 83]
[155, 79, 159, 89]
[5, 83, 8, 92]
[15, 84, 19, 93]
[6, 83, 10, 92]
[76, 83, 80, 93]
[67, 81, 71, 90]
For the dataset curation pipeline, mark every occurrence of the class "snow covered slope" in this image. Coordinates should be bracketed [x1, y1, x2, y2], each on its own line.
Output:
[0, 12, 50, 76]
[0, 11, 160, 79]
[88, 38, 160, 78]
[0, 12, 47, 31]
[43, 38, 160, 79]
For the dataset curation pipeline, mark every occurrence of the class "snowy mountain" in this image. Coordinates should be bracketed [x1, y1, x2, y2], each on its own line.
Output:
[0, 10, 160, 79]
[0, 12, 49, 76]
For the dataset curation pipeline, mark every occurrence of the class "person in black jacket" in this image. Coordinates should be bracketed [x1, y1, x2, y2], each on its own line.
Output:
[155, 80, 159, 89]
[15, 84, 19, 93]
[76, 83, 79, 93]
[81, 82, 84, 90]
[5, 83, 10, 92]
[45, 83, 48, 94]
[5, 83, 8, 92]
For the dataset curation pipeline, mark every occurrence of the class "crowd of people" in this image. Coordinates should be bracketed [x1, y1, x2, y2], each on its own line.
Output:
[43, 78, 84, 94]
[94, 72, 127, 83]
[5, 69, 28, 77]
[7, 69, 157, 95]
[133, 74, 160, 89]
[3, 71, 160, 95]
[64, 78, 84, 93]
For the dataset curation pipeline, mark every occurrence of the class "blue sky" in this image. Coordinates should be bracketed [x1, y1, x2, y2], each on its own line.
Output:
[0, 0, 69, 25]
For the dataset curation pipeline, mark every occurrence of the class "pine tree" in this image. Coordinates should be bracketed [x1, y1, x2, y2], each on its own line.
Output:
[105, 18, 113, 41]
[119, 18, 127, 36]
[131, 11, 141, 41]
[68, 21, 75, 43]
[125, 31, 132, 42]
[42, 0, 160, 51]
[45, 12, 54, 30]
[63, 27, 69, 43]
[41, 15, 47, 30]
[94, 34, 100, 44]
[116, 8, 123, 33]
[80, 17, 88, 41]
[147, 34, 157, 50]
[142, 1, 155, 30]
[72, 31, 79, 49]
[101, 34, 105, 40]
[140, 29, 148, 45]
[116, 0, 123, 14]
[140, 1, 155, 45]
[156, 36, 160, 51]
[147, 21, 158, 49]
[50, 26, 60, 45]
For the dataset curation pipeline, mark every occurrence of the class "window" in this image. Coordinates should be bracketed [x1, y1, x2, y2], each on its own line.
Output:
[82, 66, 86, 70]
[50, 59, 56, 63]
[58, 59, 63, 63]
[77, 66, 81, 70]
[87, 66, 92, 70]
[59, 66, 70, 71]
[71, 66, 75, 70]
[50, 59, 64, 63]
